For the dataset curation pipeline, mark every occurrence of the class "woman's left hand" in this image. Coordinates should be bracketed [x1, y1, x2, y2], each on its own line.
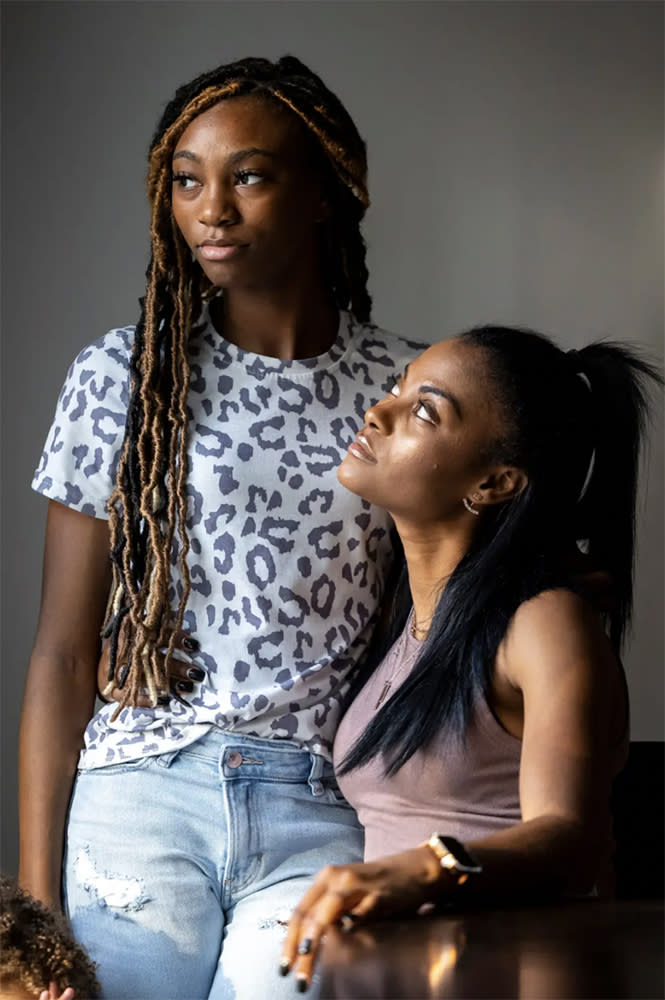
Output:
[279, 846, 445, 991]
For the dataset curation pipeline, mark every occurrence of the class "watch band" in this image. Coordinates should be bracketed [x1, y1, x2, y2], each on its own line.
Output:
[423, 834, 483, 886]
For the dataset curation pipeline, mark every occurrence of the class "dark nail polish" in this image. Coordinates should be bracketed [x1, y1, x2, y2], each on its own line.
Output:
[157, 695, 171, 705]
[187, 667, 205, 682]
[298, 938, 312, 956]
[278, 960, 290, 977]
[175, 680, 194, 693]
[296, 977, 308, 993]
[182, 636, 199, 652]
[117, 666, 128, 685]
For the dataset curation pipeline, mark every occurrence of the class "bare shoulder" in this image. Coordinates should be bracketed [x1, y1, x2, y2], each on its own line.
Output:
[511, 587, 607, 637]
[500, 588, 617, 689]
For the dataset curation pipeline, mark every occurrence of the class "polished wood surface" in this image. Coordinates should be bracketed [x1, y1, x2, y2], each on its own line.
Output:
[319, 900, 664, 999]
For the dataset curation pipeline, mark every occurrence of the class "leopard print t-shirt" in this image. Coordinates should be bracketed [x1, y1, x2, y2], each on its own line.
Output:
[32, 307, 425, 768]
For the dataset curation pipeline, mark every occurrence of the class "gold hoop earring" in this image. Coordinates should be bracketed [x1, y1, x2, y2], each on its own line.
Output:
[463, 497, 480, 516]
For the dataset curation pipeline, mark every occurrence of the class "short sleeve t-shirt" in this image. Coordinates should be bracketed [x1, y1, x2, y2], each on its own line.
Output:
[32, 307, 426, 769]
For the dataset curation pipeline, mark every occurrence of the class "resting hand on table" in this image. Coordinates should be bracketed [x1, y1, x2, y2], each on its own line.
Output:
[279, 845, 448, 992]
[97, 626, 204, 707]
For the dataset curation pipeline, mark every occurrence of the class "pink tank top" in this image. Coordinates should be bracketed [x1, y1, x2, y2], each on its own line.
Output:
[334, 621, 626, 866]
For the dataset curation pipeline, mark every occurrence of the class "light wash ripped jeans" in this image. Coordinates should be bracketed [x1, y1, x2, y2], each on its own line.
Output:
[64, 730, 363, 1000]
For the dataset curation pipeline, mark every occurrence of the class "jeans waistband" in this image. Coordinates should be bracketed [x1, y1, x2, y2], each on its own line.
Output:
[167, 729, 334, 795]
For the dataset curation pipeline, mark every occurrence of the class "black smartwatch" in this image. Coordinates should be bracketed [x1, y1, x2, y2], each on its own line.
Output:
[423, 834, 483, 886]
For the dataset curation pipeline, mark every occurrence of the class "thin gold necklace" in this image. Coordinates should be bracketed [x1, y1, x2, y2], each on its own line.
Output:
[410, 616, 431, 640]
[374, 613, 424, 709]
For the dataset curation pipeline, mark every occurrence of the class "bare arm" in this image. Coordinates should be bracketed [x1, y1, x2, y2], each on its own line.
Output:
[282, 589, 625, 988]
[19, 500, 112, 909]
[469, 589, 623, 892]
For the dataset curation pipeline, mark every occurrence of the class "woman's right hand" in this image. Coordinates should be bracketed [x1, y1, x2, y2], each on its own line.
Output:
[280, 847, 447, 991]
[96, 628, 204, 706]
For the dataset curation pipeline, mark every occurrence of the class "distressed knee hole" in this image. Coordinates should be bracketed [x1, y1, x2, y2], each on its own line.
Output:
[258, 905, 293, 930]
[73, 847, 151, 912]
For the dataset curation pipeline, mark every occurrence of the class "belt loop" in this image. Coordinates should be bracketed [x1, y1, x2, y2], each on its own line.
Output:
[155, 748, 181, 769]
[307, 747, 326, 797]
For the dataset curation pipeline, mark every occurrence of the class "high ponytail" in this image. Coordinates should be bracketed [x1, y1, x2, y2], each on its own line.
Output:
[572, 342, 662, 647]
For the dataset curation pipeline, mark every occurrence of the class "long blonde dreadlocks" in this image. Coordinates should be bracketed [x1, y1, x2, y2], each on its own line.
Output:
[102, 56, 373, 710]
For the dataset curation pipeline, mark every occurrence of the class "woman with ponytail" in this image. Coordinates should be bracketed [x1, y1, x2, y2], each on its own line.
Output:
[281, 327, 662, 992]
[19, 56, 425, 999]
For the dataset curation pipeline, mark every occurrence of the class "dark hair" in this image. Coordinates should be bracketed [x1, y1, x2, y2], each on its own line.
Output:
[102, 56, 372, 709]
[339, 326, 662, 776]
[0, 875, 100, 997]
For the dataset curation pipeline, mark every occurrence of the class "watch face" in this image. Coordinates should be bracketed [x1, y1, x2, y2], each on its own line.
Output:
[437, 836, 482, 872]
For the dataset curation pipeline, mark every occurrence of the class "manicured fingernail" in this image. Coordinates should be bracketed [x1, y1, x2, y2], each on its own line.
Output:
[118, 666, 128, 685]
[296, 976, 308, 993]
[176, 680, 194, 693]
[187, 667, 205, 682]
[157, 694, 171, 705]
[182, 636, 199, 651]
[278, 959, 290, 976]
[298, 938, 312, 955]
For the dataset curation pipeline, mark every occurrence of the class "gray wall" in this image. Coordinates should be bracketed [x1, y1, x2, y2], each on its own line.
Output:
[2, 1, 662, 874]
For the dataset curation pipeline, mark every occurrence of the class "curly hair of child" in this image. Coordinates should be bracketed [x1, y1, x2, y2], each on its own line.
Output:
[0, 875, 100, 998]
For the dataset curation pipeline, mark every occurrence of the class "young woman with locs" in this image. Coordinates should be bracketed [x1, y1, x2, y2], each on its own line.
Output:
[280, 327, 661, 991]
[19, 56, 425, 999]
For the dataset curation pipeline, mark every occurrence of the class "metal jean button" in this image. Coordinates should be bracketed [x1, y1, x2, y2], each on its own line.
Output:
[227, 751, 242, 769]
